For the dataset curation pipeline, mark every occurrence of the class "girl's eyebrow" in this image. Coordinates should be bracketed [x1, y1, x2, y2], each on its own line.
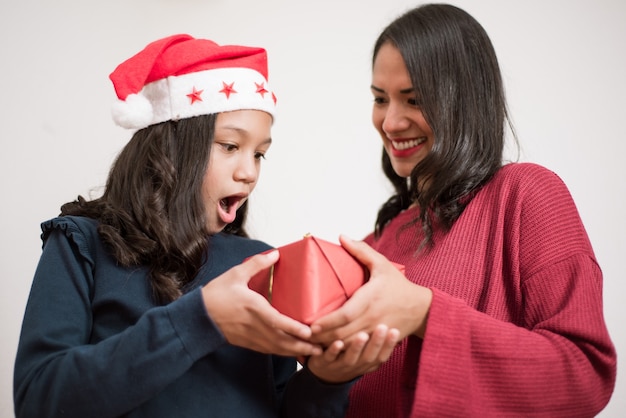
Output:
[215, 128, 273, 147]
[218, 126, 273, 143]
[370, 85, 414, 95]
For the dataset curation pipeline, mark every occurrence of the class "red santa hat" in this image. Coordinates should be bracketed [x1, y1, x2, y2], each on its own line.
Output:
[109, 34, 276, 130]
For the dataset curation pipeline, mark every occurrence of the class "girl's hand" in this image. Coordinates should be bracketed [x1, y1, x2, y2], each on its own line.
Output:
[306, 324, 400, 383]
[310, 236, 433, 347]
[202, 250, 322, 357]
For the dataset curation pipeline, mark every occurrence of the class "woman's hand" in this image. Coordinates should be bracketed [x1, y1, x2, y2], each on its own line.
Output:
[202, 250, 322, 357]
[310, 236, 433, 347]
[306, 324, 400, 383]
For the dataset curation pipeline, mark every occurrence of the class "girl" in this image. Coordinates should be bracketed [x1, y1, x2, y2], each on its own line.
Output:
[13, 34, 397, 418]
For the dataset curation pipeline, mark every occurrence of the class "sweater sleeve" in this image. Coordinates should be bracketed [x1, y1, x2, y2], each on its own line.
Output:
[412, 166, 616, 417]
[417, 273, 614, 417]
[13, 222, 227, 418]
[279, 365, 354, 417]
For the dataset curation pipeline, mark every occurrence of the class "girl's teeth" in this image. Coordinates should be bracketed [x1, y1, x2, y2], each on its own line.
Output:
[392, 138, 425, 150]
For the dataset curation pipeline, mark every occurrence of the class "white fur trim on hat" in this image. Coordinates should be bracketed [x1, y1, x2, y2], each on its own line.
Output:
[112, 67, 276, 130]
[111, 93, 155, 130]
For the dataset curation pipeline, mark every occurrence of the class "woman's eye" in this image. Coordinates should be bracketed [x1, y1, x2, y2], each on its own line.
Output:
[373, 96, 387, 105]
[254, 152, 266, 160]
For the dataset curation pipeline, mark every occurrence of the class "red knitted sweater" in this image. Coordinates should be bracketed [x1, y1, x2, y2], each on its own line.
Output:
[347, 163, 616, 417]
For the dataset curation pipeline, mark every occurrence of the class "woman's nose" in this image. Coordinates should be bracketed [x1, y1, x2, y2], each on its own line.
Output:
[382, 102, 411, 134]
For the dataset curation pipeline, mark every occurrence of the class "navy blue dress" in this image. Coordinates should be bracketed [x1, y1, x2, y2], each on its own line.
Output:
[14, 216, 352, 417]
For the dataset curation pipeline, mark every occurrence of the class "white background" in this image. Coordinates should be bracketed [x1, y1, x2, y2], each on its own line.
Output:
[1, 0, 624, 416]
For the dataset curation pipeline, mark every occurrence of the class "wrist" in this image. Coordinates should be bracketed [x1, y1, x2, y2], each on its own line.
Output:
[413, 287, 433, 338]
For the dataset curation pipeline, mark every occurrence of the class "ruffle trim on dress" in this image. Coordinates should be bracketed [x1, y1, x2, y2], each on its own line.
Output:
[40, 216, 96, 261]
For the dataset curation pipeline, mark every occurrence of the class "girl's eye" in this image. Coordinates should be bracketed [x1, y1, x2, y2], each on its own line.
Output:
[254, 152, 266, 161]
[219, 143, 238, 152]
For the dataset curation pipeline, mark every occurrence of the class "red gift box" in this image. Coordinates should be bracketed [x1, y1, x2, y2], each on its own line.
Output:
[248, 234, 404, 324]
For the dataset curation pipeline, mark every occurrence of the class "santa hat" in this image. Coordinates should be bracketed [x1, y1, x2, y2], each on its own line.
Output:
[109, 34, 276, 130]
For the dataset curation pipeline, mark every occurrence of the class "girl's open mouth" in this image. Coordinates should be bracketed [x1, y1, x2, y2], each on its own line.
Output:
[218, 195, 245, 224]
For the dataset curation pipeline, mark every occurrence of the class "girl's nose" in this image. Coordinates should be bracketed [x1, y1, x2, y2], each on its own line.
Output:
[234, 156, 259, 184]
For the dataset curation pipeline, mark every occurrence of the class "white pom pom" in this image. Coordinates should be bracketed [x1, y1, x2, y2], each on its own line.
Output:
[111, 93, 154, 129]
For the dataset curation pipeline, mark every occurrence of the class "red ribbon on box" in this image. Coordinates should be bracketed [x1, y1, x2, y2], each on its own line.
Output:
[248, 234, 404, 324]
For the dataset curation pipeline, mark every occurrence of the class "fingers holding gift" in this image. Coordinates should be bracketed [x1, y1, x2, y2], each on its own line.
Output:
[338, 235, 388, 271]
[324, 324, 399, 372]
[310, 277, 390, 344]
[201, 252, 321, 357]
[354, 324, 399, 370]
[222, 308, 322, 357]
[306, 324, 400, 383]
[241, 249, 280, 282]
[309, 289, 367, 344]
[318, 339, 346, 363]
[311, 265, 432, 344]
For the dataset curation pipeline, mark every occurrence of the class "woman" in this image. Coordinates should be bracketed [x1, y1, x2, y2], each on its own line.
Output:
[311, 4, 616, 417]
[13, 34, 397, 418]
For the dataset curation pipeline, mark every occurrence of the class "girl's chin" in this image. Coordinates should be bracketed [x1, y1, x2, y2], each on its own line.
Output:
[206, 221, 227, 235]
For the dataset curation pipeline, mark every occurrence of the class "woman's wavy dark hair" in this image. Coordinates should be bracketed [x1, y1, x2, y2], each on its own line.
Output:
[373, 3, 516, 251]
[61, 114, 249, 304]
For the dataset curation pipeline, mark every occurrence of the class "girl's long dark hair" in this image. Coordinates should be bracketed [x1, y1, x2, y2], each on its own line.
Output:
[373, 3, 516, 250]
[61, 114, 248, 304]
